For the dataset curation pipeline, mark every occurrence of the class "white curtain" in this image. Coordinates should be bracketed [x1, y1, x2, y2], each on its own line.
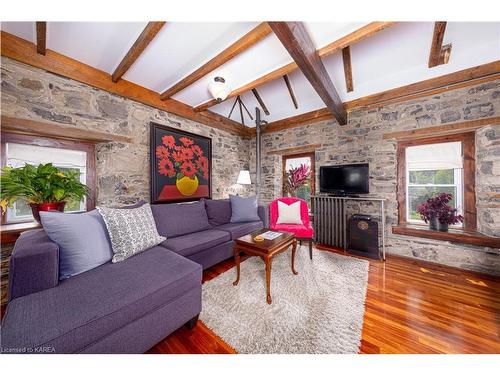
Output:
[406, 141, 462, 170]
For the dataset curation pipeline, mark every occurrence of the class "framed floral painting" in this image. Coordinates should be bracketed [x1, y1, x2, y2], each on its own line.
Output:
[150, 122, 212, 203]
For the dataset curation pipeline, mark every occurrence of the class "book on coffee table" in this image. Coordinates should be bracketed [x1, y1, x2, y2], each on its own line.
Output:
[259, 231, 283, 240]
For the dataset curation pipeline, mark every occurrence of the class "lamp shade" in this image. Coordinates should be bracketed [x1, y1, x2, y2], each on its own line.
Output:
[237, 170, 251, 185]
[208, 77, 230, 102]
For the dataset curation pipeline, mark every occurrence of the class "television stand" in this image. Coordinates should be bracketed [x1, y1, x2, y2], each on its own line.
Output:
[312, 195, 387, 260]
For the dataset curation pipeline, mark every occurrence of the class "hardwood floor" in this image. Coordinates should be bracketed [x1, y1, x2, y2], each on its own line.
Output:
[147, 246, 500, 354]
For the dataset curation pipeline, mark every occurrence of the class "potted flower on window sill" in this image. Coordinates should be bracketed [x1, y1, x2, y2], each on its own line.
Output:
[0, 163, 88, 223]
[284, 163, 311, 197]
[416, 192, 463, 232]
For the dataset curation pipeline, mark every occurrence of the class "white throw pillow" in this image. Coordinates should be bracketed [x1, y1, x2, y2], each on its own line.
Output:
[276, 201, 303, 225]
[97, 203, 166, 263]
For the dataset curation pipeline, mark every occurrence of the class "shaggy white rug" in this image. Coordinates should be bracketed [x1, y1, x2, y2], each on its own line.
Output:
[200, 247, 369, 354]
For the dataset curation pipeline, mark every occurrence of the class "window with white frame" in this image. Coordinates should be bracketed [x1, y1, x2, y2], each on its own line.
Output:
[4, 143, 87, 223]
[405, 141, 464, 226]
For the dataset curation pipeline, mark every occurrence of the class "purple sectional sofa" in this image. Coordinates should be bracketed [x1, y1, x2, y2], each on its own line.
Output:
[0, 199, 268, 354]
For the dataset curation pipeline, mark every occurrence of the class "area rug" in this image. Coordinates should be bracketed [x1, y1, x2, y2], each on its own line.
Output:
[200, 247, 369, 354]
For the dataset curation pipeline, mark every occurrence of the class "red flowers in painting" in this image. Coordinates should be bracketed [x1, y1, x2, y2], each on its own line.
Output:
[162, 135, 175, 148]
[180, 161, 196, 178]
[158, 158, 175, 177]
[156, 135, 209, 180]
[180, 137, 194, 147]
[195, 156, 209, 179]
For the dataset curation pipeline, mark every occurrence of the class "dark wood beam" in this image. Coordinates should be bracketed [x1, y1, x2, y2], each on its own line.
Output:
[428, 22, 451, 68]
[251, 88, 270, 115]
[346, 60, 500, 111]
[228, 97, 238, 119]
[194, 62, 296, 112]
[1, 31, 252, 137]
[261, 108, 332, 134]
[317, 22, 395, 56]
[36, 22, 46, 55]
[283, 74, 298, 109]
[269, 22, 347, 125]
[342, 46, 354, 92]
[383, 117, 500, 141]
[1, 115, 133, 143]
[238, 96, 245, 125]
[254, 60, 500, 135]
[239, 96, 253, 120]
[160, 23, 272, 99]
[112, 22, 166, 82]
[194, 22, 395, 112]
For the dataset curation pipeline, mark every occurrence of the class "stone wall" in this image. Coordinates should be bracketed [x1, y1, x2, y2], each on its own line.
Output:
[250, 79, 500, 275]
[1, 57, 252, 206]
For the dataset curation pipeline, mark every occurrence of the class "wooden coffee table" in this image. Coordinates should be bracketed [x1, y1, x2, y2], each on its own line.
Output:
[232, 228, 298, 304]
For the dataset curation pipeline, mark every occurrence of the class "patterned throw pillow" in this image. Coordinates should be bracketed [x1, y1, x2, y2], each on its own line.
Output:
[97, 203, 166, 263]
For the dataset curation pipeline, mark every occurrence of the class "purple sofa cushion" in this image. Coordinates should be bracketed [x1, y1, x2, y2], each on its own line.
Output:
[230, 195, 260, 223]
[151, 200, 210, 238]
[159, 229, 230, 257]
[205, 199, 232, 226]
[0, 247, 201, 354]
[214, 221, 263, 240]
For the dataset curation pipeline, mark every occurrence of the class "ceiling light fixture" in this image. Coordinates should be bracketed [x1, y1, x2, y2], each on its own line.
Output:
[208, 77, 230, 102]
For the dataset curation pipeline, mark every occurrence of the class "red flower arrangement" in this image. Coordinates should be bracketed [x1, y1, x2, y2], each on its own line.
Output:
[156, 135, 209, 181]
[416, 192, 463, 228]
[284, 163, 311, 195]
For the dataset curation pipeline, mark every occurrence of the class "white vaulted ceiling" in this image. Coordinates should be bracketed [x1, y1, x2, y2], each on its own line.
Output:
[1, 21, 499, 127]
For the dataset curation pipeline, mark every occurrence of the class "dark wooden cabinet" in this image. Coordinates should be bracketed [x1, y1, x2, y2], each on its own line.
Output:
[347, 215, 380, 259]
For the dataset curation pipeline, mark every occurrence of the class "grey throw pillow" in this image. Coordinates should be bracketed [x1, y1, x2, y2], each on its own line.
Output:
[97, 203, 166, 263]
[40, 210, 113, 279]
[230, 194, 260, 223]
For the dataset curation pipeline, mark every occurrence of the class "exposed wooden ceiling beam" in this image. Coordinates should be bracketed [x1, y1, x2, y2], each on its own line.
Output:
[194, 61, 296, 112]
[345, 60, 500, 110]
[383, 117, 500, 141]
[428, 22, 451, 68]
[239, 96, 253, 120]
[1, 31, 251, 138]
[160, 22, 272, 100]
[228, 97, 238, 118]
[1, 115, 133, 144]
[269, 22, 347, 125]
[283, 74, 298, 109]
[261, 108, 332, 134]
[36, 22, 46, 55]
[252, 88, 270, 115]
[194, 22, 394, 112]
[111, 22, 166, 82]
[238, 96, 245, 125]
[342, 46, 354, 92]
[255, 60, 500, 135]
[317, 22, 395, 56]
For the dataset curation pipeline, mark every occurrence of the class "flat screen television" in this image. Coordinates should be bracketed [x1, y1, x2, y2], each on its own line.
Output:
[319, 163, 369, 195]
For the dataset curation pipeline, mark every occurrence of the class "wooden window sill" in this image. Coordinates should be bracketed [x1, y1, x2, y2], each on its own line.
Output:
[1, 222, 41, 245]
[392, 224, 500, 248]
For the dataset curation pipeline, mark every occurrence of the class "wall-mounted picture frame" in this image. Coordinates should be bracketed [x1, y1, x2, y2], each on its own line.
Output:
[150, 122, 212, 203]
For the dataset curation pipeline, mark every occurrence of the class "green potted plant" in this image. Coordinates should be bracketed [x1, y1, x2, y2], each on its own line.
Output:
[0, 163, 88, 223]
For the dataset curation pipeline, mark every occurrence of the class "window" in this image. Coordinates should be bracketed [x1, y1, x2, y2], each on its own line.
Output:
[1, 133, 96, 224]
[282, 152, 315, 208]
[406, 142, 463, 225]
[397, 132, 476, 231]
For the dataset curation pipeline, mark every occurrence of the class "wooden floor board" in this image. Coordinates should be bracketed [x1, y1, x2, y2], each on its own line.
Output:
[147, 246, 500, 354]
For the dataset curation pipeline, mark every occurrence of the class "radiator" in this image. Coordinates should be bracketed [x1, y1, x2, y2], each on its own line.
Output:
[312, 196, 346, 248]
